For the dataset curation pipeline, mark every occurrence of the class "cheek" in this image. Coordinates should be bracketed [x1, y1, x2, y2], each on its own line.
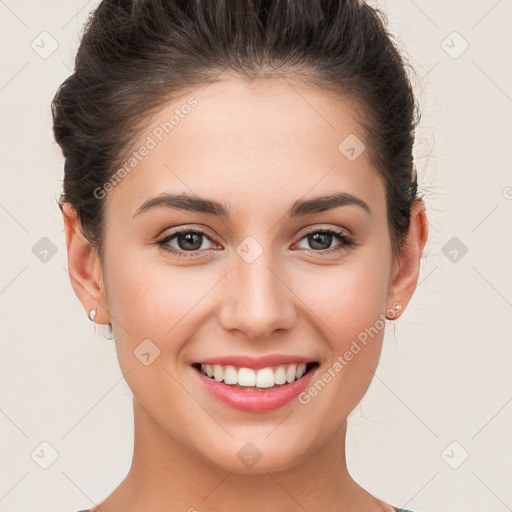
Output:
[293, 271, 388, 429]
[292, 252, 390, 402]
[294, 252, 390, 342]
[103, 252, 217, 362]
[103, 259, 194, 411]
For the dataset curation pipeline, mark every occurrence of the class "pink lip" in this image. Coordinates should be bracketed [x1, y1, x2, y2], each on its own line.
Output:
[192, 363, 319, 413]
[194, 354, 316, 370]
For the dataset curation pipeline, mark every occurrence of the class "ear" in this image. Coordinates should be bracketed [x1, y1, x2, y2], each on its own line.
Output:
[62, 202, 110, 324]
[386, 201, 429, 315]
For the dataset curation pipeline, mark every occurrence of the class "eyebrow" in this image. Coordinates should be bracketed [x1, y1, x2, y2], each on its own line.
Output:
[133, 192, 371, 218]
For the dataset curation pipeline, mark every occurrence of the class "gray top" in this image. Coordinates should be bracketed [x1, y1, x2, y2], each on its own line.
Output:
[76, 508, 416, 511]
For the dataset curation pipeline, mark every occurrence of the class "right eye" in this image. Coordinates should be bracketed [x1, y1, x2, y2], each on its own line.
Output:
[156, 228, 217, 257]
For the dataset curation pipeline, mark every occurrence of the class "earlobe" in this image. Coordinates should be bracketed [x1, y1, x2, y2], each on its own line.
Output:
[387, 201, 429, 316]
[62, 202, 110, 324]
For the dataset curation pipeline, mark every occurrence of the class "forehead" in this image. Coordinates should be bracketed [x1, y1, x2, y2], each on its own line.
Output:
[106, 77, 386, 223]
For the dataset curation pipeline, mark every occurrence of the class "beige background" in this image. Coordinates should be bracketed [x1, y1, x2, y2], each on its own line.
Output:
[0, 1, 511, 511]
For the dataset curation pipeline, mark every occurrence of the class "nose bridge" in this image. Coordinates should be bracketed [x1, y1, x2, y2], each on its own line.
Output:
[219, 237, 296, 340]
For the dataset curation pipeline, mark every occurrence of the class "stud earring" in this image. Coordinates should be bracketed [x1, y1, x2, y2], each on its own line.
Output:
[88, 309, 97, 322]
[386, 302, 402, 320]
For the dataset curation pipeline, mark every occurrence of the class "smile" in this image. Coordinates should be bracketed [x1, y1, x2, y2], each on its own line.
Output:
[191, 359, 320, 412]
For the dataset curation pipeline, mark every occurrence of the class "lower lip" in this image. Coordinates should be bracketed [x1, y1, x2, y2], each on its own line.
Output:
[193, 365, 318, 412]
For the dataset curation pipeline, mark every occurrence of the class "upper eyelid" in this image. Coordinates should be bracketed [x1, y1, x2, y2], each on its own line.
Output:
[160, 224, 350, 238]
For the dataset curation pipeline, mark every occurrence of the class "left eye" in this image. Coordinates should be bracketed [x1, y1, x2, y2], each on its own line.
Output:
[295, 229, 350, 252]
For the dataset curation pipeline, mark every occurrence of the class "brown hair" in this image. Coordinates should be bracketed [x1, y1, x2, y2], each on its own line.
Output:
[52, 0, 424, 260]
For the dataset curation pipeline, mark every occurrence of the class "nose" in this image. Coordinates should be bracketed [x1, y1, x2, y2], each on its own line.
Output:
[218, 249, 297, 341]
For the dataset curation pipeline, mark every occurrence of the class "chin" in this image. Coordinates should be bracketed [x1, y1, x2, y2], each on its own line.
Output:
[191, 432, 314, 475]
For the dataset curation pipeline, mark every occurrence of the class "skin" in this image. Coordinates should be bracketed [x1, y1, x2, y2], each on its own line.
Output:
[62, 76, 428, 512]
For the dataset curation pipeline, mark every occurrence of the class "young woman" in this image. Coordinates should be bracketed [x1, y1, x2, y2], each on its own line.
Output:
[53, 0, 428, 510]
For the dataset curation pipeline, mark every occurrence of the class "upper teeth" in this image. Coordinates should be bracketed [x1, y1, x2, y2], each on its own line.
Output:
[199, 363, 309, 388]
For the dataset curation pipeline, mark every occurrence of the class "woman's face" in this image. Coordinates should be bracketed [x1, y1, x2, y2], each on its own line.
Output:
[97, 77, 404, 472]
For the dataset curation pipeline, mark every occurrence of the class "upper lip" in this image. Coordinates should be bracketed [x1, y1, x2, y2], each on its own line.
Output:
[193, 354, 318, 370]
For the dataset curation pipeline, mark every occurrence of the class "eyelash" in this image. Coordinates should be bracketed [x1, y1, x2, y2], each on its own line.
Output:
[156, 226, 356, 258]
